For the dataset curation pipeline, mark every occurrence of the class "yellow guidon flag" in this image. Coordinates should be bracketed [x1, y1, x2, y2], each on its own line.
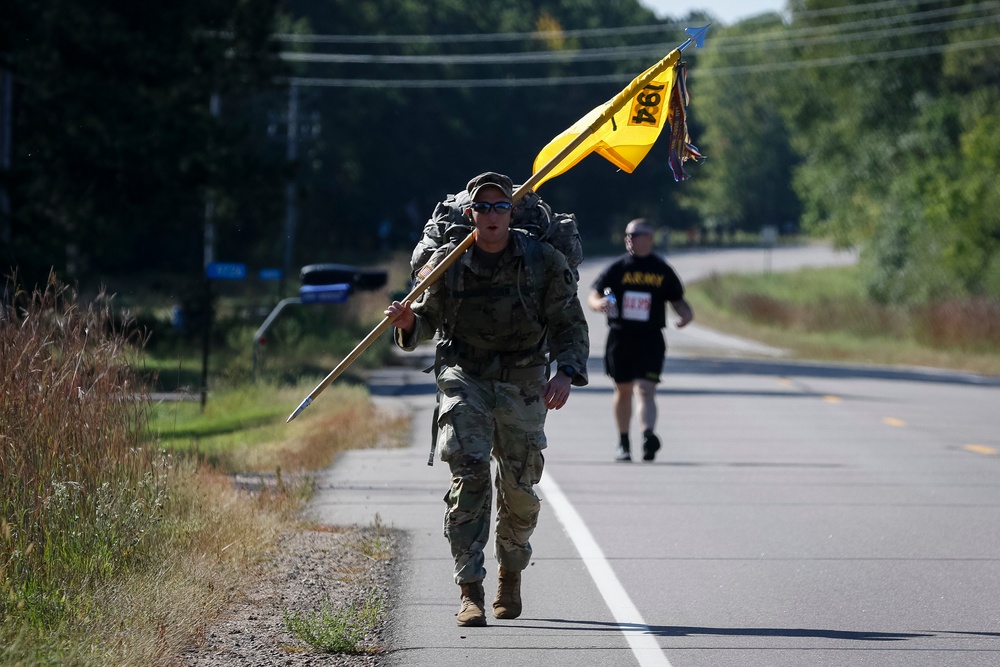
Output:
[531, 26, 706, 190]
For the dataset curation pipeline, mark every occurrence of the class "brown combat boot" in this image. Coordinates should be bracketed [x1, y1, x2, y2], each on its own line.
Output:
[457, 581, 487, 627]
[492, 566, 522, 619]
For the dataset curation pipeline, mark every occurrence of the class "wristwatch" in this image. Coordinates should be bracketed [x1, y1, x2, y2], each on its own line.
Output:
[558, 365, 575, 379]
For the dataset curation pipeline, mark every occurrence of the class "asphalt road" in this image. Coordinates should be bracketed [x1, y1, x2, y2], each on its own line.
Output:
[307, 244, 1000, 666]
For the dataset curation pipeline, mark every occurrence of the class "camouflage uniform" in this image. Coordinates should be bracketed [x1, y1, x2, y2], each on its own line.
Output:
[396, 230, 589, 584]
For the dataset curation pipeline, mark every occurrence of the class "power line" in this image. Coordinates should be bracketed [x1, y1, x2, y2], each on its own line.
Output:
[703, 33, 1000, 76]
[279, 41, 675, 65]
[270, 0, 1000, 88]
[718, 13, 1000, 54]
[284, 73, 628, 89]
[274, 22, 678, 45]
[277, 10, 1000, 66]
[783, 0, 945, 20]
[719, 0, 1000, 48]
[279, 32, 1000, 88]
[269, 0, 960, 47]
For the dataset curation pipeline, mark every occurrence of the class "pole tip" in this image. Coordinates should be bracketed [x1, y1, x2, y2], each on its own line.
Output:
[684, 24, 710, 49]
[286, 396, 312, 423]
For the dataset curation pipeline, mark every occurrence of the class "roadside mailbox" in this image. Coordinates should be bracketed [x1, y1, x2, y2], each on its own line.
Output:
[252, 264, 388, 377]
[299, 283, 351, 304]
[300, 264, 387, 291]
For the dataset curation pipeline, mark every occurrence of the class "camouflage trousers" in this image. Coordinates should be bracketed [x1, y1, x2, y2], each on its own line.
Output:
[435, 364, 547, 585]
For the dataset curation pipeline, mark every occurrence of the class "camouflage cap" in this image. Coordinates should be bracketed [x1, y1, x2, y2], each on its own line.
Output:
[466, 172, 513, 200]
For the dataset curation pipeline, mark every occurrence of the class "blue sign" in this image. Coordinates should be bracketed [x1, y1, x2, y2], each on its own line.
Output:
[300, 283, 351, 304]
[206, 262, 247, 280]
[259, 268, 283, 282]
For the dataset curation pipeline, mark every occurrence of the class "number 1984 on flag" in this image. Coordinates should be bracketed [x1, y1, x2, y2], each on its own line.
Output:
[629, 83, 665, 128]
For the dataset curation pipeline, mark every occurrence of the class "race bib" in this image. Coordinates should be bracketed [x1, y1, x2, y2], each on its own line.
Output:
[622, 291, 652, 322]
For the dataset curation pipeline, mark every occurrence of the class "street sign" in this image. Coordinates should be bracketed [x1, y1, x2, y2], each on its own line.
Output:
[206, 262, 247, 280]
[761, 225, 778, 247]
[259, 268, 283, 281]
[299, 283, 351, 304]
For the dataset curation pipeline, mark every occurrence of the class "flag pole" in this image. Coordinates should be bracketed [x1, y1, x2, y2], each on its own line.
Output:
[286, 25, 709, 423]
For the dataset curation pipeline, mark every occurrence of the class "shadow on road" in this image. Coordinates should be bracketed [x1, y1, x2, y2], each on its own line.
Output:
[553, 459, 848, 469]
[523, 618, 936, 641]
[571, 385, 844, 399]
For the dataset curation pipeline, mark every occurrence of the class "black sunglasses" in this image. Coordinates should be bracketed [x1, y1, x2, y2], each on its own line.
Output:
[625, 231, 651, 238]
[469, 201, 513, 214]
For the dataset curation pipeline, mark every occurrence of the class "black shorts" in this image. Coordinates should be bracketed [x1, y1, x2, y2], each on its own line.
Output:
[605, 327, 666, 384]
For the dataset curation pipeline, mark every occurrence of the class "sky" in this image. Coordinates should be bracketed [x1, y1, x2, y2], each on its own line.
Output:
[640, 0, 787, 25]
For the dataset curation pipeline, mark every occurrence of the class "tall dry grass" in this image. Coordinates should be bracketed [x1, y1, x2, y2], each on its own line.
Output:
[691, 269, 1000, 373]
[0, 276, 310, 664]
[1, 274, 160, 628]
[1, 273, 411, 664]
[915, 297, 1000, 351]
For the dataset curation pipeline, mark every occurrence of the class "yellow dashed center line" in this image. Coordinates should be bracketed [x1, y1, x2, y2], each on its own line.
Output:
[964, 444, 998, 455]
[882, 417, 906, 427]
[823, 395, 841, 404]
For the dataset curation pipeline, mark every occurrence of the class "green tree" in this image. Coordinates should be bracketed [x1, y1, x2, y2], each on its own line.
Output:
[926, 89, 1000, 296]
[2, 0, 287, 286]
[679, 14, 801, 237]
[784, 0, 999, 301]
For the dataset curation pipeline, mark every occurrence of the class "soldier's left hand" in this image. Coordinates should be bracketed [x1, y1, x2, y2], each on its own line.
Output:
[384, 299, 415, 331]
[543, 373, 572, 410]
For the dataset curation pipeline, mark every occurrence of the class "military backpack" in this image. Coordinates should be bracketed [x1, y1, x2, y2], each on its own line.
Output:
[410, 188, 582, 282]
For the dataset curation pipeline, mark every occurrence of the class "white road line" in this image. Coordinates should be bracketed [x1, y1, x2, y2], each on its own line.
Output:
[539, 473, 673, 667]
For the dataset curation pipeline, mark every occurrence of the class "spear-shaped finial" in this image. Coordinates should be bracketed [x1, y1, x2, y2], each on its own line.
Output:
[682, 24, 711, 51]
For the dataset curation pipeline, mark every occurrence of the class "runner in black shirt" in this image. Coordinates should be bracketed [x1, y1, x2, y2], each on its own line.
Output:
[588, 218, 693, 462]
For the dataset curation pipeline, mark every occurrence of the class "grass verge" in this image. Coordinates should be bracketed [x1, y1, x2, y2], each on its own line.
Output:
[283, 587, 385, 654]
[282, 564, 386, 654]
[1, 274, 410, 666]
[281, 515, 394, 655]
[148, 381, 408, 472]
[686, 264, 1000, 376]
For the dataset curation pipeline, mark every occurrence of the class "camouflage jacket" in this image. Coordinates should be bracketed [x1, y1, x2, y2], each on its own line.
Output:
[395, 231, 589, 386]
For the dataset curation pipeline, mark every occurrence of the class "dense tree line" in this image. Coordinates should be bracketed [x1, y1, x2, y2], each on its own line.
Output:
[2, 0, 997, 304]
[2, 0, 692, 290]
[690, 0, 1000, 303]
[2, 0, 289, 289]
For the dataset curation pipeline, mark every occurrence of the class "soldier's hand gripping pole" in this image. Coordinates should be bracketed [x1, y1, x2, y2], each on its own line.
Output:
[286, 182, 544, 423]
[286, 229, 477, 422]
